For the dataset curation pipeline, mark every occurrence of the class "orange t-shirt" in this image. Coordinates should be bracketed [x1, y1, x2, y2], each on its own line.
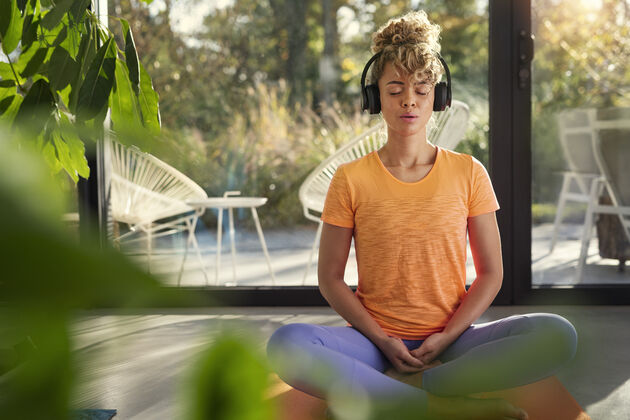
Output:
[320, 146, 500, 340]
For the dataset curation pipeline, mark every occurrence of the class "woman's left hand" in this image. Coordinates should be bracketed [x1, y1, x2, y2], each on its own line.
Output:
[410, 332, 452, 364]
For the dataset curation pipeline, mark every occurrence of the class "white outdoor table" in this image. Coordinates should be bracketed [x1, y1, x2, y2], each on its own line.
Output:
[185, 193, 275, 286]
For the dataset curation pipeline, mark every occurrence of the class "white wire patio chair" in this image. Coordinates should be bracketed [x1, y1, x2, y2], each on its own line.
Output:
[298, 99, 470, 284]
[576, 107, 630, 281]
[108, 139, 208, 284]
[549, 108, 602, 253]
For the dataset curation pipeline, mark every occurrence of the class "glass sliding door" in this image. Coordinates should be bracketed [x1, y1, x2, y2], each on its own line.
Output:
[531, 0, 630, 287]
[105, 0, 491, 292]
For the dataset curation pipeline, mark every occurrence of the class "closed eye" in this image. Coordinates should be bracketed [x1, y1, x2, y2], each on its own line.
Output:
[388, 91, 430, 96]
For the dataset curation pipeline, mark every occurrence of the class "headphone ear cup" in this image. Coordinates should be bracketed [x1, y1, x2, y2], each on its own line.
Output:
[365, 84, 381, 114]
[433, 82, 447, 112]
[361, 87, 370, 112]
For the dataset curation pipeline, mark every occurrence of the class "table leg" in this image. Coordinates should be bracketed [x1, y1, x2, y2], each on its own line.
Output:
[216, 208, 223, 286]
[189, 216, 210, 287]
[178, 213, 209, 286]
[146, 224, 152, 273]
[177, 216, 197, 287]
[228, 207, 237, 284]
[251, 207, 276, 285]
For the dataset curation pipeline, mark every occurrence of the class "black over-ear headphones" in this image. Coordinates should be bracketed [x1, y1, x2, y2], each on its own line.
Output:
[360, 51, 452, 114]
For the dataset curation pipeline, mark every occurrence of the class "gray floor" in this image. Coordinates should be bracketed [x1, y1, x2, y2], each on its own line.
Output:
[70, 305, 630, 420]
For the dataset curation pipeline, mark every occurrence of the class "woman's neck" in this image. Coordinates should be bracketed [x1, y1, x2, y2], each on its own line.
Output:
[379, 127, 436, 168]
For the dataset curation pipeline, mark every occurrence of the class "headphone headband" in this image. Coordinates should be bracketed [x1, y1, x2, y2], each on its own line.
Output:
[360, 52, 382, 94]
[360, 51, 452, 113]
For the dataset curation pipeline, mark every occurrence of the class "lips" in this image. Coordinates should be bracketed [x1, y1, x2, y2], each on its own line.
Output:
[400, 114, 418, 121]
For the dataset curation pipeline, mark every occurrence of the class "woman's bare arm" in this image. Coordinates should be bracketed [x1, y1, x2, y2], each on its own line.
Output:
[318, 222, 424, 372]
[441, 211, 504, 340]
[411, 211, 503, 364]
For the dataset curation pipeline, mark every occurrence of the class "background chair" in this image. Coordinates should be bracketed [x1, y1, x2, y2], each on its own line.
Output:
[430, 99, 470, 150]
[298, 99, 470, 284]
[108, 139, 208, 284]
[109, 140, 274, 286]
[576, 107, 630, 281]
[549, 108, 602, 253]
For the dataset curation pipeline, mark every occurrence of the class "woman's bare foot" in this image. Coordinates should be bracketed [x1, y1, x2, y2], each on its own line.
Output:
[426, 393, 529, 420]
[385, 360, 442, 388]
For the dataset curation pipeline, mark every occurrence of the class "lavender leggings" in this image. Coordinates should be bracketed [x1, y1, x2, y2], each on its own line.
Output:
[266, 313, 577, 414]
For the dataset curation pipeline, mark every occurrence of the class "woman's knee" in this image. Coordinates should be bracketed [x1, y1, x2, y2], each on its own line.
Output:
[528, 313, 578, 363]
[266, 323, 336, 386]
[266, 323, 319, 358]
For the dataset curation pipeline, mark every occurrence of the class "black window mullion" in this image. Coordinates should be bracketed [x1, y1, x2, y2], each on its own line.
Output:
[489, 0, 518, 305]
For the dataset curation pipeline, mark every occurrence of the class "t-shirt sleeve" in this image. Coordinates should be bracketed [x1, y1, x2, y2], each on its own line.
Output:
[468, 156, 500, 217]
[321, 165, 355, 228]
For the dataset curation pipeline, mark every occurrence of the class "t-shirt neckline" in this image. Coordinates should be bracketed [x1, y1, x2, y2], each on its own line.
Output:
[373, 145, 441, 186]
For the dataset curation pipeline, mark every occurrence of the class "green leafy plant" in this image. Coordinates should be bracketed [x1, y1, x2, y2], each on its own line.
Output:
[0, 128, 276, 420]
[0, 127, 165, 420]
[185, 332, 276, 420]
[0, 0, 160, 182]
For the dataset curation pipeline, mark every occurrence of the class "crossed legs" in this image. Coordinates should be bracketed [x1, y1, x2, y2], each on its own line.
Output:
[266, 313, 577, 418]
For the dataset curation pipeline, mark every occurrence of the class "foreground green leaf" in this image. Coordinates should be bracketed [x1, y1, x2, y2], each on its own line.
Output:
[41, 132, 63, 173]
[20, 47, 48, 78]
[138, 61, 161, 134]
[0, 93, 22, 125]
[58, 113, 90, 180]
[0, 80, 16, 92]
[187, 332, 275, 420]
[52, 24, 67, 47]
[14, 39, 42, 74]
[120, 18, 140, 95]
[110, 60, 143, 131]
[49, 46, 78, 91]
[51, 130, 78, 181]
[0, 81, 18, 116]
[0, 0, 24, 55]
[0, 95, 17, 114]
[68, 26, 95, 112]
[0, 63, 15, 81]
[21, 12, 39, 51]
[76, 37, 116, 121]
[40, 0, 73, 30]
[14, 78, 56, 135]
[69, 0, 91, 22]
[59, 18, 81, 58]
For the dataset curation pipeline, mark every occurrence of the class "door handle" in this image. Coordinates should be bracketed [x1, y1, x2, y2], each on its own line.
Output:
[518, 30, 535, 89]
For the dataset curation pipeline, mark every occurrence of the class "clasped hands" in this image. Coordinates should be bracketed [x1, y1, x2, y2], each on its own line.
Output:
[379, 331, 452, 373]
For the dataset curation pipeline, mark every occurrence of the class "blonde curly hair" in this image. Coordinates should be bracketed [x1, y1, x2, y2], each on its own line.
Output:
[370, 11, 443, 85]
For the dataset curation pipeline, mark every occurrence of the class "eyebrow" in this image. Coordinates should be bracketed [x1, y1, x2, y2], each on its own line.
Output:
[385, 80, 430, 86]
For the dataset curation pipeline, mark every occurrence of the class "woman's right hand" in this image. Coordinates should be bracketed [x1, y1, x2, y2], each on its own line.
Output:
[377, 336, 425, 373]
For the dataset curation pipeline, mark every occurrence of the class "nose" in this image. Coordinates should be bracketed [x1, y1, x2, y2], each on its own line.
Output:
[402, 89, 416, 108]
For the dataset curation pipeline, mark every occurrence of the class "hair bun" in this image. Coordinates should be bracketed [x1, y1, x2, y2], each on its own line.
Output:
[369, 11, 443, 85]
[372, 13, 441, 54]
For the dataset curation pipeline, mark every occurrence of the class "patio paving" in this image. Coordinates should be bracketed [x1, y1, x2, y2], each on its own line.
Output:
[131, 222, 629, 287]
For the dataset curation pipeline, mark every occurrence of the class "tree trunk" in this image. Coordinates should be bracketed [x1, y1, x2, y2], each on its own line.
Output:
[319, 0, 339, 107]
[285, 0, 309, 107]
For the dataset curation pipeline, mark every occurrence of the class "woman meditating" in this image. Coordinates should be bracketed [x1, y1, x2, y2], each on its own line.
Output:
[267, 11, 577, 420]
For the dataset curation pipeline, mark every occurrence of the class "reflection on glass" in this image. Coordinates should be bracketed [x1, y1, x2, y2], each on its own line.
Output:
[532, 0, 630, 286]
[106, 0, 489, 287]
